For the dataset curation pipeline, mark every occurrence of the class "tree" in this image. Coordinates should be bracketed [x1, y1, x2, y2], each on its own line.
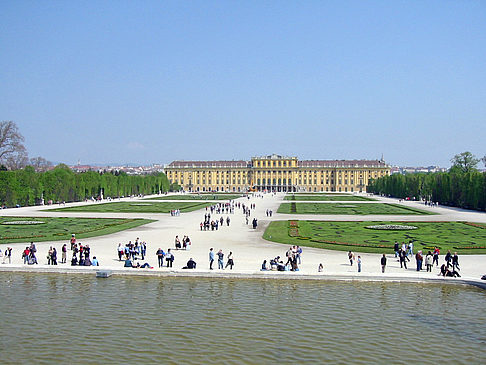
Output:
[450, 151, 479, 173]
[482, 155, 486, 168]
[29, 156, 53, 172]
[0, 121, 26, 167]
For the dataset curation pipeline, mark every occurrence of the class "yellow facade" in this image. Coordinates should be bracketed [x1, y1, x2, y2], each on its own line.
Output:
[165, 154, 390, 193]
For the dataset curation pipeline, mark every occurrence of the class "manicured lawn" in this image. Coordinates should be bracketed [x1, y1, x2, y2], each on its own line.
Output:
[46, 201, 213, 213]
[146, 194, 242, 200]
[263, 221, 486, 254]
[277, 203, 433, 215]
[284, 194, 375, 201]
[0, 216, 154, 244]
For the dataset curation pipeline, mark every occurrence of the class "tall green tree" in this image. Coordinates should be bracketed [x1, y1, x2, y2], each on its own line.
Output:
[450, 151, 479, 173]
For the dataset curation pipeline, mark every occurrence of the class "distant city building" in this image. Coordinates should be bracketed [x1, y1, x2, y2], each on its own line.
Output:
[165, 154, 390, 193]
[390, 166, 447, 174]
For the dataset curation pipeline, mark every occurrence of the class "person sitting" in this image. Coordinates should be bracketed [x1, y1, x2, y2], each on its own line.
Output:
[277, 261, 286, 271]
[124, 258, 134, 268]
[71, 256, 78, 266]
[79, 257, 85, 266]
[261, 260, 268, 271]
[183, 258, 196, 269]
[83, 257, 92, 266]
[439, 264, 448, 277]
[139, 262, 152, 268]
[91, 257, 99, 266]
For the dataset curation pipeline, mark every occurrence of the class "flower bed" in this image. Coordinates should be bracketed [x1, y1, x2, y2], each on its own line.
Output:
[1, 221, 45, 225]
[365, 224, 417, 230]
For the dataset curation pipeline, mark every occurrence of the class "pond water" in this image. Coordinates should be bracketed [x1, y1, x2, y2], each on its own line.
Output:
[0, 273, 485, 364]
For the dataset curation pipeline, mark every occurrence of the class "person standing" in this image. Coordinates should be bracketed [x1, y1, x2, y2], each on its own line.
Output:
[61, 244, 67, 264]
[156, 248, 165, 268]
[165, 249, 174, 268]
[381, 254, 387, 273]
[217, 249, 224, 270]
[51, 248, 58, 265]
[4, 247, 12, 264]
[425, 251, 433, 272]
[141, 241, 146, 260]
[225, 251, 234, 270]
[357, 256, 362, 272]
[117, 243, 124, 261]
[415, 251, 423, 271]
[209, 248, 215, 270]
[432, 247, 440, 267]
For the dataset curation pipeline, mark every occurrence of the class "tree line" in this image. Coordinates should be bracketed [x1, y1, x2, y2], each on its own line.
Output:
[0, 165, 173, 207]
[368, 152, 486, 211]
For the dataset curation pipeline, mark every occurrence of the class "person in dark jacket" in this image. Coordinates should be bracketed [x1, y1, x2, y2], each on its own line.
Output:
[381, 254, 387, 273]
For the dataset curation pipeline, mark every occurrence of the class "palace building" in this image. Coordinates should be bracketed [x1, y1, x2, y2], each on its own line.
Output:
[165, 154, 390, 193]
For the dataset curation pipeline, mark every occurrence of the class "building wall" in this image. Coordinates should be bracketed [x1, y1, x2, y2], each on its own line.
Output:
[165, 155, 389, 193]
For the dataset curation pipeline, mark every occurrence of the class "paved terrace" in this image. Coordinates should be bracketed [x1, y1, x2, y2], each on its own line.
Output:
[0, 193, 485, 288]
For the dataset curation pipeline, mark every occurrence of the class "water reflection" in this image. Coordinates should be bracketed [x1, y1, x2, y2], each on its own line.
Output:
[0, 273, 484, 364]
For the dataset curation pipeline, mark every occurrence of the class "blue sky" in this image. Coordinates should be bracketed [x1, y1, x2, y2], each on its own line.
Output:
[1, 1, 485, 167]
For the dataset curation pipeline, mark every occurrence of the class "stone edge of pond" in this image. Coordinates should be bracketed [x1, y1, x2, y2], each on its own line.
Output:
[1, 265, 485, 290]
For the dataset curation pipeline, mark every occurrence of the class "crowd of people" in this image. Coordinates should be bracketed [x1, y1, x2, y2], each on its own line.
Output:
[260, 246, 303, 272]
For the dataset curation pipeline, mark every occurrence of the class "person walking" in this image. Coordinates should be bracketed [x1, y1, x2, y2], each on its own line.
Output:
[209, 248, 215, 270]
[399, 249, 407, 269]
[408, 241, 414, 257]
[452, 252, 460, 271]
[156, 248, 165, 268]
[394, 242, 399, 258]
[357, 256, 362, 272]
[381, 254, 387, 273]
[348, 251, 355, 266]
[445, 250, 452, 267]
[217, 249, 224, 270]
[225, 251, 234, 270]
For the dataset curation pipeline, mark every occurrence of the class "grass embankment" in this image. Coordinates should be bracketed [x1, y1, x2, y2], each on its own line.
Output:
[284, 194, 376, 201]
[263, 221, 486, 254]
[277, 203, 434, 215]
[0, 217, 154, 244]
[145, 194, 242, 201]
[46, 201, 213, 213]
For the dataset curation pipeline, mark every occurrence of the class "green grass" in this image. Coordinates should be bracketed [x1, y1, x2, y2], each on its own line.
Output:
[263, 221, 486, 254]
[46, 201, 213, 213]
[0, 216, 154, 244]
[145, 194, 242, 200]
[277, 203, 433, 215]
[284, 194, 375, 201]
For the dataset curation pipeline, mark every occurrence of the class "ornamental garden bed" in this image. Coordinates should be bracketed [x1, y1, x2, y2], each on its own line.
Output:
[0, 217, 154, 244]
[262, 220, 486, 254]
[46, 201, 213, 213]
[277, 203, 434, 215]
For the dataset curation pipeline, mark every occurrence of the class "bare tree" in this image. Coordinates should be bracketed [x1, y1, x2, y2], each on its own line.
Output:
[29, 156, 53, 172]
[4, 148, 29, 170]
[0, 121, 26, 167]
